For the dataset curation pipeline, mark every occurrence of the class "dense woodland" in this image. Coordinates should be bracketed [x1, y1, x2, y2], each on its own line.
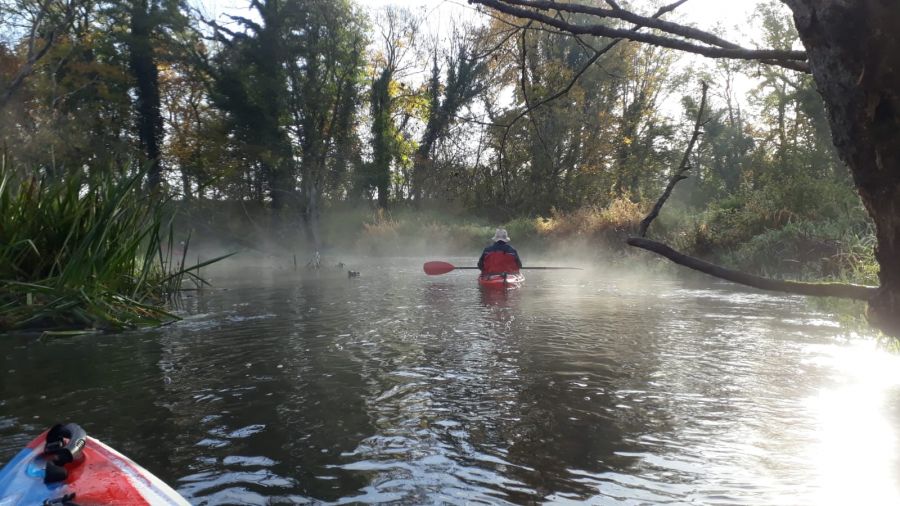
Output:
[0, 0, 893, 333]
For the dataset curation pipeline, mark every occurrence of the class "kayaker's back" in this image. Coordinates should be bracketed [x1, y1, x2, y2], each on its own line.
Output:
[481, 250, 520, 274]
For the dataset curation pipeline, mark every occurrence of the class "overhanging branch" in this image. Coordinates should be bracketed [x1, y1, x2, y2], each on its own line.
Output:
[470, 0, 809, 72]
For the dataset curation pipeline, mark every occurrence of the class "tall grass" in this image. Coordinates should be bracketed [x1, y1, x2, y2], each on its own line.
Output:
[531, 199, 646, 240]
[0, 162, 230, 333]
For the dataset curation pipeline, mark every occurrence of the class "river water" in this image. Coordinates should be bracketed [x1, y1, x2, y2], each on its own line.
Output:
[2, 259, 900, 505]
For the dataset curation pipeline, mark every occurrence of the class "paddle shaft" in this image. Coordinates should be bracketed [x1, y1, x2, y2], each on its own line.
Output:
[521, 267, 582, 270]
[453, 266, 581, 270]
[422, 260, 582, 275]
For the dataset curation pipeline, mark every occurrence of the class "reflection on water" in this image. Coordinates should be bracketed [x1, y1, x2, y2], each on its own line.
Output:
[2, 260, 899, 504]
[803, 343, 900, 505]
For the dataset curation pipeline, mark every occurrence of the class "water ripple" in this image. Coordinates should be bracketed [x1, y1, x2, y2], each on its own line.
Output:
[1, 262, 898, 504]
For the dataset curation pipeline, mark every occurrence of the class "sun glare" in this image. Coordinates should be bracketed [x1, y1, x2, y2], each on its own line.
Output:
[803, 341, 900, 505]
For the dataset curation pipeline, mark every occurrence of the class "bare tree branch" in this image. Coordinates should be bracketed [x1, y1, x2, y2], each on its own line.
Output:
[490, 0, 762, 54]
[0, 0, 82, 111]
[472, 24, 519, 60]
[194, 15, 243, 45]
[469, 0, 809, 72]
[224, 14, 263, 34]
[498, 0, 689, 138]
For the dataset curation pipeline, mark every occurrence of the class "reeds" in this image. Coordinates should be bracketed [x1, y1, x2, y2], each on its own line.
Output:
[0, 162, 231, 333]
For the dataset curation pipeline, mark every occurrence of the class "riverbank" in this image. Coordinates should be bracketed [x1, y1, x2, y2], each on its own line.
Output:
[3, 166, 872, 334]
[175, 195, 877, 288]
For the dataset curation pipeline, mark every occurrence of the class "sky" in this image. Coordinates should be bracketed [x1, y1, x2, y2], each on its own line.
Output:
[360, 0, 766, 29]
[192, 0, 771, 40]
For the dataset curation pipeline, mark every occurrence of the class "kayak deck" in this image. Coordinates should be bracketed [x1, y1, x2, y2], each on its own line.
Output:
[0, 428, 189, 506]
[478, 272, 525, 288]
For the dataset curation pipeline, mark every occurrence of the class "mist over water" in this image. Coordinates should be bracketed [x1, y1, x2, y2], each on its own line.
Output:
[2, 258, 899, 504]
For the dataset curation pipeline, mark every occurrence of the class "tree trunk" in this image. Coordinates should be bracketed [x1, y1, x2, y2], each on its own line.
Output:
[784, 0, 900, 335]
[301, 172, 322, 252]
[370, 68, 393, 209]
[411, 59, 442, 203]
[181, 170, 192, 201]
[260, 156, 293, 234]
[128, 0, 164, 190]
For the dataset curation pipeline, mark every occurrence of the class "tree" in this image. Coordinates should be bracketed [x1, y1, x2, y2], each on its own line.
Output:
[410, 22, 488, 202]
[198, 0, 367, 247]
[121, 0, 187, 190]
[286, 0, 367, 249]
[784, 1, 900, 335]
[1, 0, 135, 174]
[470, 0, 900, 337]
[362, 7, 419, 208]
[473, 10, 681, 216]
[160, 56, 236, 201]
[369, 66, 393, 208]
[203, 0, 295, 216]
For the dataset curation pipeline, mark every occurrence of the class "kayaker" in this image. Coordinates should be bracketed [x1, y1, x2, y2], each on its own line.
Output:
[478, 228, 522, 274]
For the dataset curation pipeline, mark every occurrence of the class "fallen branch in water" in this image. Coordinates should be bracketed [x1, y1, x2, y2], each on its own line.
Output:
[627, 237, 878, 300]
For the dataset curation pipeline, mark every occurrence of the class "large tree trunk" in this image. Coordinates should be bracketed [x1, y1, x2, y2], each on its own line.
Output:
[784, 0, 900, 335]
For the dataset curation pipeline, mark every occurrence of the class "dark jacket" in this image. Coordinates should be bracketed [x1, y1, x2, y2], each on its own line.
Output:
[478, 241, 523, 272]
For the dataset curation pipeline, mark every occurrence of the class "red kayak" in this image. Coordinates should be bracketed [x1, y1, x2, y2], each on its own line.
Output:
[478, 272, 525, 289]
[0, 423, 189, 505]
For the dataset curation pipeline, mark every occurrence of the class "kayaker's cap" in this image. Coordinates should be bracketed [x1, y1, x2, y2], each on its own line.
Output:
[492, 228, 510, 242]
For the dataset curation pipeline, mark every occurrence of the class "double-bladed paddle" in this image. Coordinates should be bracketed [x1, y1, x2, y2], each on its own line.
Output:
[423, 261, 583, 275]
